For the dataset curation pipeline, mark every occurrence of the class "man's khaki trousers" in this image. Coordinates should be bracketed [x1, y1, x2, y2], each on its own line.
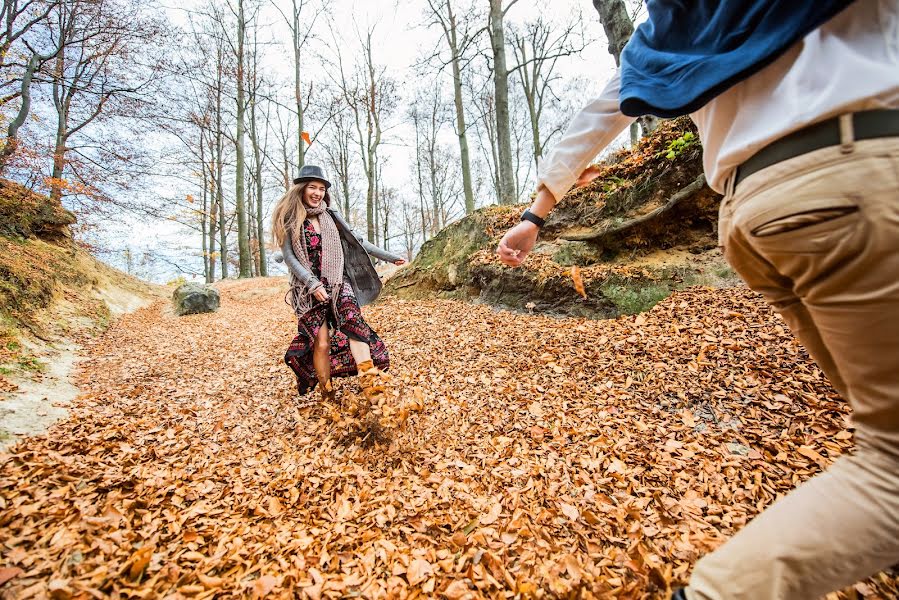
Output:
[687, 128, 899, 599]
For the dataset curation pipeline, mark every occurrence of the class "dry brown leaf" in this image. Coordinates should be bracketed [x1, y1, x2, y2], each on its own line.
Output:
[126, 545, 154, 580]
[570, 266, 587, 298]
[252, 574, 278, 598]
[559, 503, 580, 521]
[479, 502, 502, 526]
[443, 579, 473, 600]
[407, 558, 433, 586]
[0, 567, 23, 586]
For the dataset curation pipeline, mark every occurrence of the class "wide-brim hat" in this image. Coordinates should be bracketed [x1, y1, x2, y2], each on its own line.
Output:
[293, 164, 331, 188]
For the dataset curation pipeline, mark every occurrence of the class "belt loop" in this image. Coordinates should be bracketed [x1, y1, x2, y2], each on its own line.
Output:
[839, 113, 855, 154]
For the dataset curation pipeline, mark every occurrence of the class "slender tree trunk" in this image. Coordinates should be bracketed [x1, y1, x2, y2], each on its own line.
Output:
[249, 85, 267, 275]
[235, 0, 251, 277]
[0, 53, 40, 172]
[445, 2, 474, 214]
[209, 176, 218, 282]
[215, 48, 228, 279]
[488, 0, 515, 204]
[51, 116, 66, 203]
[200, 127, 210, 283]
[292, 2, 305, 169]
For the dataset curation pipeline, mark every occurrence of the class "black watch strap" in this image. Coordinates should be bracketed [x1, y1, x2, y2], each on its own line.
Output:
[521, 209, 545, 228]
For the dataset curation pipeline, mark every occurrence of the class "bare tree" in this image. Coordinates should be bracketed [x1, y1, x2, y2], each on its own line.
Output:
[246, 9, 267, 275]
[46, 0, 168, 203]
[330, 24, 396, 243]
[487, 0, 518, 204]
[422, 0, 479, 214]
[0, 0, 61, 171]
[230, 0, 251, 277]
[509, 14, 587, 166]
[269, 0, 323, 171]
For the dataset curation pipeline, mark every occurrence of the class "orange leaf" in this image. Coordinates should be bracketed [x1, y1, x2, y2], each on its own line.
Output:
[127, 545, 154, 580]
[0, 567, 23, 586]
[301, 131, 311, 146]
[570, 266, 587, 298]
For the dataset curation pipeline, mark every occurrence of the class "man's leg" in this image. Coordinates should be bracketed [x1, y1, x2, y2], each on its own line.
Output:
[687, 137, 899, 599]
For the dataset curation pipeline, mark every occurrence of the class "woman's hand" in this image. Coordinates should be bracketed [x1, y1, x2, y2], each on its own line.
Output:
[496, 221, 540, 267]
[312, 286, 329, 303]
[394, 259, 407, 266]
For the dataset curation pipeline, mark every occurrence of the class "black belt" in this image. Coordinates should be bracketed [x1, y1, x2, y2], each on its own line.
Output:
[734, 109, 899, 187]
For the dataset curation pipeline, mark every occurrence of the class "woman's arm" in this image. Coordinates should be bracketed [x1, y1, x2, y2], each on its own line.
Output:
[281, 235, 323, 293]
[329, 209, 405, 263]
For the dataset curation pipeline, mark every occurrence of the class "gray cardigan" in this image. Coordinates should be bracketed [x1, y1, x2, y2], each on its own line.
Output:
[280, 208, 402, 306]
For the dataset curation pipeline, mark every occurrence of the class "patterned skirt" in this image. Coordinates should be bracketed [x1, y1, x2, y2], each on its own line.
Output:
[285, 278, 389, 395]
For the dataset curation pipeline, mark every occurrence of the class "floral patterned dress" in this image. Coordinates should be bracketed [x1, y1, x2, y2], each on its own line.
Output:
[285, 219, 389, 394]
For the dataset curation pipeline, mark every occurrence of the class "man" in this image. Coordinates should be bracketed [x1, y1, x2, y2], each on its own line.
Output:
[496, 1, 899, 598]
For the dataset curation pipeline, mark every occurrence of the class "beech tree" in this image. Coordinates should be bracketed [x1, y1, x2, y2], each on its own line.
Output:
[509, 14, 587, 166]
[422, 0, 478, 214]
[486, 0, 517, 204]
[46, 0, 168, 203]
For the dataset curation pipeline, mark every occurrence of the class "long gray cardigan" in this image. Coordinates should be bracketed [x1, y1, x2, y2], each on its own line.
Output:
[280, 208, 403, 306]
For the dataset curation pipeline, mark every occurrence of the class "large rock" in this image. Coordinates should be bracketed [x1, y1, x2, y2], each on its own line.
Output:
[172, 282, 220, 316]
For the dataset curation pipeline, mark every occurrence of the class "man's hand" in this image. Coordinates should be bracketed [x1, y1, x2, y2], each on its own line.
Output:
[496, 221, 540, 267]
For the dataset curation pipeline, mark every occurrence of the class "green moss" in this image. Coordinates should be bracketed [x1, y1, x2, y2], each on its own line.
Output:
[601, 280, 673, 315]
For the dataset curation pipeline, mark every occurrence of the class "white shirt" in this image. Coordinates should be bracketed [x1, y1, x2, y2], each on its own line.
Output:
[537, 0, 899, 198]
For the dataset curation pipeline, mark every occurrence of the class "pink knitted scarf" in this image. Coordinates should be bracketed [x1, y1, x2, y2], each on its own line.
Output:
[288, 203, 344, 318]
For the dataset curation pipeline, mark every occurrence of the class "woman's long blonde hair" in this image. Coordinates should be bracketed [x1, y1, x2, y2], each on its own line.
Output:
[271, 181, 332, 247]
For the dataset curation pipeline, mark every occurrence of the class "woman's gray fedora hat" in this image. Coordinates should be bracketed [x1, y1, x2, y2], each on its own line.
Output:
[293, 164, 331, 188]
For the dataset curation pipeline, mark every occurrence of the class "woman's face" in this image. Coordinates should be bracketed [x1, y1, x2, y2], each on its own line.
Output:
[303, 181, 327, 209]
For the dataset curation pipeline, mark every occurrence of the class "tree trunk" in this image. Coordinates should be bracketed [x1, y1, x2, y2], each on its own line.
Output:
[235, 0, 251, 278]
[200, 127, 210, 283]
[445, 2, 474, 214]
[215, 46, 228, 279]
[293, 1, 305, 170]
[593, 0, 660, 140]
[488, 0, 515, 204]
[0, 52, 40, 173]
[248, 76, 267, 275]
[50, 116, 66, 203]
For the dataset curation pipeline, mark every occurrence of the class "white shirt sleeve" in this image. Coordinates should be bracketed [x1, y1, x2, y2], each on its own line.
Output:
[536, 70, 636, 202]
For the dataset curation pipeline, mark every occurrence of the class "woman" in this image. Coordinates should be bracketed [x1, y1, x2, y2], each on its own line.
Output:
[272, 164, 405, 405]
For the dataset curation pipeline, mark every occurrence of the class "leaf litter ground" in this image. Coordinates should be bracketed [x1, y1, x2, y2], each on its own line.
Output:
[2, 278, 897, 599]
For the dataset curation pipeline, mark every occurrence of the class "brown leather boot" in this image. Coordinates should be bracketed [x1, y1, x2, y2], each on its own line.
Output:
[357, 360, 384, 403]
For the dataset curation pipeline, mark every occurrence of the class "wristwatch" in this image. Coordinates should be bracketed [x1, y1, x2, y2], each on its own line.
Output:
[520, 209, 545, 228]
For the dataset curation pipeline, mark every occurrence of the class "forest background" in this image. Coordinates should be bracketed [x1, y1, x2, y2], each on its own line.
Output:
[0, 0, 643, 283]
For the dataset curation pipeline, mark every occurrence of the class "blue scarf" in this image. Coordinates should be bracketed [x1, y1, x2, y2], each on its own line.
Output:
[619, 1, 858, 117]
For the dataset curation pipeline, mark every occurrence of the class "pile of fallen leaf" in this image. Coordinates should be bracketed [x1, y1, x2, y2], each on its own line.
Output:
[1, 278, 897, 599]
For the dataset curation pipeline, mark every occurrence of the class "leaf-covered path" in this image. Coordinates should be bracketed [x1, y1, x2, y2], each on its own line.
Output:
[2, 278, 897, 599]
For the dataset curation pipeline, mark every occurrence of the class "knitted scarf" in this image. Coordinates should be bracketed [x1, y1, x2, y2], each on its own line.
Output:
[288, 203, 344, 319]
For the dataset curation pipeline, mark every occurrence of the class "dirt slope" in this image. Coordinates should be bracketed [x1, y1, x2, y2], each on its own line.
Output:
[386, 118, 735, 319]
[0, 179, 160, 447]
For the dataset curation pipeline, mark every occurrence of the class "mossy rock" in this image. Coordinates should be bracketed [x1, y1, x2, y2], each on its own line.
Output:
[172, 283, 220, 316]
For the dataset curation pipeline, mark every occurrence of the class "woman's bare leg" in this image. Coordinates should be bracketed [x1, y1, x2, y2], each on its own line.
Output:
[313, 325, 334, 400]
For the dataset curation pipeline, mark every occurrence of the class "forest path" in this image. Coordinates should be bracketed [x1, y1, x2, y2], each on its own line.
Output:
[2, 277, 895, 598]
